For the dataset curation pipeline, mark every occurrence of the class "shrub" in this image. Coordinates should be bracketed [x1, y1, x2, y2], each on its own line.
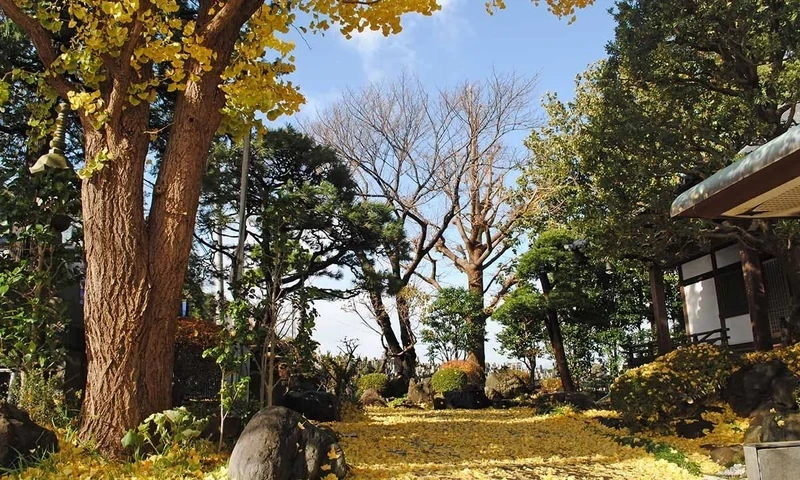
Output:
[431, 368, 468, 394]
[8, 369, 72, 428]
[121, 407, 208, 459]
[744, 343, 800, 375]
[439, 360, 483, 385]
[357, 373, 389, 396]
[539, 377, 562, 394]
[609, 344, 739, 427]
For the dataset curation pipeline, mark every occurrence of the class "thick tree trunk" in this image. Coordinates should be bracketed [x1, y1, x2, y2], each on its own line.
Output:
[78, 10, 254, 453]
[79, 111, 152, 452]
[465, 266, 487, 370]
[538, 271, 575, 392]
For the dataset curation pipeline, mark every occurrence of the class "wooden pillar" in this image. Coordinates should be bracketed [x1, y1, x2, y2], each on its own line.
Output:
[739, 242, 774, 351]
[650, 265, 673, 355]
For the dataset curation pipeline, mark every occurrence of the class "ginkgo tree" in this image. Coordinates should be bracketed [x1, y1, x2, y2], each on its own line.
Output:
[0, 0, 593, 454]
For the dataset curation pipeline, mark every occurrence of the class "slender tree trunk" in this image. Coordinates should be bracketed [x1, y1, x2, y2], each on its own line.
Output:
[367, 289, 404, 375]
[395, 294, 417, 379]
[538, 270, 575, 392]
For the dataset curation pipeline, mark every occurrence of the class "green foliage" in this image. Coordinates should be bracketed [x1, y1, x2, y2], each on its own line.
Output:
[439, 360, 483, 386]
[610, 344, 740, 427]
[357, 373, 389, 396]
[317, 338, 364, 401]
[0, 169, 81, 373]
[387, 396, 408, 408]
[494, 286, 546, 375]
[121, 407, 208, 460]
[431, 367, 468, 394]
[508, 229, 652, 389]
[421, 288, 485, 363]
[7, 369, 73, 429]
[202, 300, 253, 446]
[614, 436, 701, 476]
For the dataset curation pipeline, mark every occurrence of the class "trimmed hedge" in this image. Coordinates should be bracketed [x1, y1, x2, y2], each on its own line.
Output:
[357, 373, 389, 395]
[440, 360, 483, 385]
[539, 377, 562, 393]
[610, 344, 739, 426]
[431, 368, 468, 394]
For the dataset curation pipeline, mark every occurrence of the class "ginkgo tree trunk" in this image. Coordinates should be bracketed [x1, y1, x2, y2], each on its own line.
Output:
[0, 0, 593, 455]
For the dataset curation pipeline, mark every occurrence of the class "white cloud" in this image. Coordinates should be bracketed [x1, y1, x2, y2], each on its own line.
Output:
[342, 0, 471, 83]
[347, 27, 417, 82]
[434, 0, 473, 46]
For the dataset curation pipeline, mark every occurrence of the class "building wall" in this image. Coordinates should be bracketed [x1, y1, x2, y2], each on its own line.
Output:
[681, 248, 756, 346]
[684, 277, 721, 335]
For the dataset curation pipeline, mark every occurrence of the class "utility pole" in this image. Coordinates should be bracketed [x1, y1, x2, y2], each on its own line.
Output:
[233, 128, 251, 288]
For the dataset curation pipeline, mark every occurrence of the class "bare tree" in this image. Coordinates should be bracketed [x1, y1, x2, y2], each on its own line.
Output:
[309, 72, 539, 374]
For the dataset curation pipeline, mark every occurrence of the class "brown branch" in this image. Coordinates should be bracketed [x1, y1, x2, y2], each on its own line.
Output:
[0, 0, 74, 97]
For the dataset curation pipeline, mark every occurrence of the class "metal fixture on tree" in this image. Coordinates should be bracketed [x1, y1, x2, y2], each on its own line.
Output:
[30, 104, 69, 174]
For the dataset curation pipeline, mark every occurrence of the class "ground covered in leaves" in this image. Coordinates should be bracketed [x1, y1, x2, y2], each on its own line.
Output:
[7, 406, 745, 479]
[334, 407, 740, 480]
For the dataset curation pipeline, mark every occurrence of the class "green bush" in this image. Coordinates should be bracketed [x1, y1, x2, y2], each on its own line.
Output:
[121, 407, 208, 459]
[440, 360, 483, 385]
[431, 367, 468, 394]
[9, 369, 72, 428]
[609, 343, 740, 427]
[357, 373, 389, 395]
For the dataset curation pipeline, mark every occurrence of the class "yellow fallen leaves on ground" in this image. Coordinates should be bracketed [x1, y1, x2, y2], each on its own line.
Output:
[9, 406, 739, 479]
[333, 407, 721, 479]
[6, 440, 228, 480]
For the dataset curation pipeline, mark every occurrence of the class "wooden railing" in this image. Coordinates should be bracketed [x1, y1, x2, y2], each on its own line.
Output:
[622, 327, 731, 368]
[686, 327, 729, 347]
[622, 341, 659, 368]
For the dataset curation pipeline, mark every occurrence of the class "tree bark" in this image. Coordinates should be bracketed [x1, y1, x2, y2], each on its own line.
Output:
[538, 270, 575, 392]
[367, 289, 404, 375]
[739, 242, 774, 351]
[77, 4, 259, 453]
[465, 266, 487, 370]
[649, 265, 673, 355]
[394, 294, 417, 379]
[79, 108, 152, 452]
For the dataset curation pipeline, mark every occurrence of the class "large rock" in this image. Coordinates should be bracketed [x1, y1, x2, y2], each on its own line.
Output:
[280, 390, 340, 422]
[358, 389, 387, 407]
[0, 402, 58, 468]
[708, 445, 744, 466]
[407, 378, 434, 405]
[744, 410, 800, 443]
[384, 377, 408, 399]
[228, 406, 347, 480]
[485, 370, 528, 401]
[723, 360, 797, 417]
[533, 392, 596, 413]
[433, 385, 491, 410]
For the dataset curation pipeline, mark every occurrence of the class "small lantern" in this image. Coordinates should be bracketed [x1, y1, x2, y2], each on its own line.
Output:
[30, 104, 69, 174]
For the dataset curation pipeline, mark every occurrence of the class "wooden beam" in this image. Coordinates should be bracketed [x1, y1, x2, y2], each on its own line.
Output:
[739, 241, 774, 351]
[650, 265, 673, 355]
[710, 249, 729, 342]
[677, 266, 691, 337]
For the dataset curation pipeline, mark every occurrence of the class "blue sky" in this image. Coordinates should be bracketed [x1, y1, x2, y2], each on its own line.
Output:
[274, 0, 619, 364]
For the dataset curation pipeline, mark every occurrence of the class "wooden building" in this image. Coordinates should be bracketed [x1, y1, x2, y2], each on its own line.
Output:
[677, 243, 789, 350]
